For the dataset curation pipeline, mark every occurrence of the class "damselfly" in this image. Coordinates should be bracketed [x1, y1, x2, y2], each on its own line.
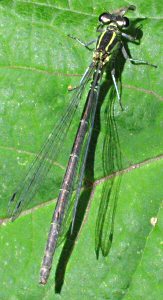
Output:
[8, 5, 156, 284]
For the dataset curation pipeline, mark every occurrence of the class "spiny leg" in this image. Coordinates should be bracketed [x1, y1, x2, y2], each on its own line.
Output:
[111, 68, 123, 110]
[68, 34, 96, 50]
[122, 32, 136, 42]
[121, 44, 157, 68]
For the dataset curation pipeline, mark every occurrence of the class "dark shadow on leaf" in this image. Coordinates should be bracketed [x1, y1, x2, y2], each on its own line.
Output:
[54, 189, 91, 293]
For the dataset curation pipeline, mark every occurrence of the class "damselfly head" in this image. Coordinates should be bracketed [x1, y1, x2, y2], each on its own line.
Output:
[99, 13, 130, 28]
[99, 5, 136, 28]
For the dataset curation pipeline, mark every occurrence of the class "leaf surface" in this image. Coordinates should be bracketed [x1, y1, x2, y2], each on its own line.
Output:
[0, 1, 162, 299]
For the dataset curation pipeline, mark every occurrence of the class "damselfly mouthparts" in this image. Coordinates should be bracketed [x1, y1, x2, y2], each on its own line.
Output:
[8, 5, 157, 285]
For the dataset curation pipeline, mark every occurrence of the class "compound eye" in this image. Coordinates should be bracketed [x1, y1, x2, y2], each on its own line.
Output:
[116, 19, 125, 27]
[99, 12, 111, 24]
[123, 17, 130, 28]
[116, 17, 130, 28]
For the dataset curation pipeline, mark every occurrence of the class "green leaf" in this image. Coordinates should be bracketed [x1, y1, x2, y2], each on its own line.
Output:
[123, 202, 163, 300]
[0, 1, 162, 299]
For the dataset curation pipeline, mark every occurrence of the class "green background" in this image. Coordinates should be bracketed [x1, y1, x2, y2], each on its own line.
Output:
[0, 1, 162, 299]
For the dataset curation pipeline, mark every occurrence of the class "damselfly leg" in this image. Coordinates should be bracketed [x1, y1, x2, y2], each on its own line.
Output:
[68, 34, 97, 50]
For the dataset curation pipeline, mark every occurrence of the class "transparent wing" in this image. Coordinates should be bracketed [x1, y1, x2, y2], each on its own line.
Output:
[56, 65, 103, 243]
[8, 62, 95, 220]
[71, 68, 103, 231]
